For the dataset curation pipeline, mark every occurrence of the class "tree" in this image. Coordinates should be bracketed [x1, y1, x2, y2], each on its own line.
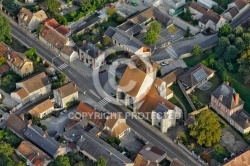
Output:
[238, 47, 250, 83]
[188, 110, 222, 147]
[0, 142, 14, 156]
[102, 37, 112, 47]
[227, 33, 235, 43]
[0, 154, 15, 166]
[192, 45, 203, 57]
[234, 26, 244, 37]
[0, 130, 4, 140]
[48, 156, 71, 166]
[97, 156, 106, 166]
[144, 30, 158, 46]
[81, 0, 94, 14]
[224, 45, 238, 61]
[47, 0, 59, 14]
[218, 24, 232, 37]
[243, 33, 250, 46]
[70, 11, 77, 18]
[177, 131, 188, 144]
[57, 15, 67, 24]
[115, 13, 125, 23]
[185, 26, 191, 37]
[106, 7, 117, 17]
[183, 7, 192, 21]
[0, 13, 12, 43]
[234, 37, 245, 52]
[148, 21, 161, 34]
[215, 37, 230, 55]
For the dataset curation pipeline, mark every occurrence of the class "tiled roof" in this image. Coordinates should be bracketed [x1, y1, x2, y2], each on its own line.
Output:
[0, 42, 10, 56]
[55, 25, 70, 36]
[76, 102, 105, 129]
[43, 18, 60, 28]
[200, 10, 221, 24]
[0, 64, 10, 76]
[211, 82, 244, 109]
[178, 63, 214, 88]
[5, 114, 27, 138]
[19, 7, 33, 25]
[33, 10, 48, 21]
[29, 99, 53, 117]
[15, 88, 29, 100]
[118, 64, 147, 97]
[233, 0, 248, 10]
[19, 72, 50, 93]
[139, 143, 166, 162]
[188, 1, 208, 14]
[16, 141, 51, 165]
[24, 125, 60, 158]
[134, 154, 159, 166]
[40, 25, 67, 51]
[223, 150, 250, 166]
[61, 45, 74, 56]
[55, 82, 78, 98]
[112, 122, 129, 137]
[228, 7, 239, 17]
[161, 67, 184, 86]
[105, 113, 122, 129]
[8, 51, 32, 69]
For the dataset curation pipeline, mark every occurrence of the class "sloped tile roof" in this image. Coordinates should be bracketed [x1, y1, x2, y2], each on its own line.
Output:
[8, 51, 32, 69]
[29, 99, 53, 117]
[15, 88, 29, 100]
[224, 150, 250, 166]
[55, 82, 78, 98]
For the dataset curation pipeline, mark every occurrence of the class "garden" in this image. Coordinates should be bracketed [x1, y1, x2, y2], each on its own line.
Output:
[1, 70, 22, 93]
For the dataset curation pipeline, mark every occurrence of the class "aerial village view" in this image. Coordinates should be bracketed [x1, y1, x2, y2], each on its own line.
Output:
[0, 0, 249, 165]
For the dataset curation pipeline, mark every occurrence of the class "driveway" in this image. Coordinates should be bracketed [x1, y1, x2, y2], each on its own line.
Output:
[41, 110, 75, 135]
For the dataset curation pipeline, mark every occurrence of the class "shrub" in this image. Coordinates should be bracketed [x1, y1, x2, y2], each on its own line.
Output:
[66, 100, 80, 109]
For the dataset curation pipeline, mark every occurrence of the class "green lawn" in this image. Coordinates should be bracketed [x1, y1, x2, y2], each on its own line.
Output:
[192, 74, 222, 105]
[183, 49, 213, 67]
[228, 72, 250, 111]
[170, 84, 193, 113]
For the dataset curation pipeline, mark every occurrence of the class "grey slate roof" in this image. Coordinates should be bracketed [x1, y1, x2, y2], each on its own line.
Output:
[24, 125, 60, 158]
[104, 27, 147, 52]
[211, 83, 244, 109]
[178, 63, 214, 88]
[231, 110, 250, 129]
[76, 131, 133, 166]
[79, 42, 101, 58]
[228, 7, 239, 17]
[127, 24, 143, 35]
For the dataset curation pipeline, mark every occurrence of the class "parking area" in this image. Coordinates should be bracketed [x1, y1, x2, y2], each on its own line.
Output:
[120, 130, 144, 153]
[0, 89, 18, 108]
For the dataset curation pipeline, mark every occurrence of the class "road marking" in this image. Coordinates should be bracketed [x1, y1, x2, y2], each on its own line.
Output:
[166, 46, 178, 59]
[98, 97, 111, 106]
[89, 89, 101, 99]
[58, 63, 68, 70]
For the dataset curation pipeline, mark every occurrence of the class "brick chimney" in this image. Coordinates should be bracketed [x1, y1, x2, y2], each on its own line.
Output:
[234, 93, 239, 105]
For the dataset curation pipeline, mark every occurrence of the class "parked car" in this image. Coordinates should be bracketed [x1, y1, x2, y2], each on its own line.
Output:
[160, 61, 169, 66]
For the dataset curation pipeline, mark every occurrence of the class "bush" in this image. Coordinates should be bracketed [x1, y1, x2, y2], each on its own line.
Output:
[66, 100, 80, 109]
[107, 137, 121, 145]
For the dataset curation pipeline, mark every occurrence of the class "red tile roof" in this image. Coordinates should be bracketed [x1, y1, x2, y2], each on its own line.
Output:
[43, 18, 59, 28]
[55, 25, 70, 36]
[0, 64, 10, 76]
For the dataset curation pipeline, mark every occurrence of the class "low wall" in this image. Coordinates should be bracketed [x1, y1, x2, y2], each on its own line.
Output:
[173, 17, 200, 35]
[189, 106, 208, 116]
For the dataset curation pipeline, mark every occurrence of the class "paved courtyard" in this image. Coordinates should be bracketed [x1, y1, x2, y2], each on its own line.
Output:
[161, 59, 187, 75]
[120, 131, 144, 153]
[0, 89, 18, 108]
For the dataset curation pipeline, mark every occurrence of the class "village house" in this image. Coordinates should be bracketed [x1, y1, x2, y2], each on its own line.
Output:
[5, 114, 27, 139]
[18, 7, 48, 32]
[223, 150, 250, 166]
[134, 143, 167, 165]
[188, 1, 226, 31]
[178, 63, 214, 94]
[103, 113, 130, 138]
[53, 82, 78, 108]
[6, 51, 34, 77]
[223, 0, 249, 21]
[39, 18, 78, 62]
[104, 27, 151, 57]
[161, 67, 185, 87]
[78, 42, 105, 69]
[210, 82, 250, 133]
[28, 99, 54, 118]
[24, 125, 67, 159]
[15, 141, 52, 166]
[11, 72, 51, 104]
[76, 102, 105, 129]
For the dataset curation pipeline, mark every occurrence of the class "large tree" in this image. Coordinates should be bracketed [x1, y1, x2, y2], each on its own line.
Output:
[215, 37, 230, 55]
[47, 0, 59, 14]
[0, 13, 12, 43]
[97, 156, 107, 166]
[234, 37, 245, 52]
[234, 26, 244, 37]
[188, 110, 222, 147]
[243, 33, 250, 46]
[238, 47, 250, 83]
[149, 21, 161, 34]
[224, 45, 238, 61]
[218, 24, 232, 37]
[49, 156, 70, 166]
[144, 30, 158, 46]
[0, 142, 14, 156]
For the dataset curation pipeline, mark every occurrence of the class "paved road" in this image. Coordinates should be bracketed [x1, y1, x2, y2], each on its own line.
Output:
[8, 18, 201, 165]
[151, 6, 250, 60]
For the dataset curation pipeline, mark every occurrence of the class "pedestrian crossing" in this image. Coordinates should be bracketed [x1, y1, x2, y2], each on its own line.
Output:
[58, 63, 68, 70]
[98, 97, 111, 106]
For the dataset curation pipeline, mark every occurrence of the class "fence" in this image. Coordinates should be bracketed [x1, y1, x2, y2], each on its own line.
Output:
[177, 80, 196, 111]
[177, 142, 208, 166]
